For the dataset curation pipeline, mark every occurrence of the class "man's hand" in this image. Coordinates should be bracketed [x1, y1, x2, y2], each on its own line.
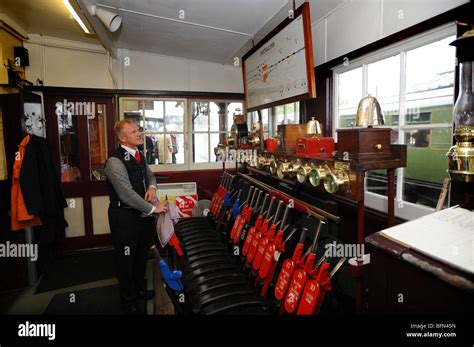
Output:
[144, 187, 157, 202]
[154, 201, 168, 214]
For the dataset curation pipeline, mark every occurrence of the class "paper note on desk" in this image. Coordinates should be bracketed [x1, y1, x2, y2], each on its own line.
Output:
[380, 206, 474, 274]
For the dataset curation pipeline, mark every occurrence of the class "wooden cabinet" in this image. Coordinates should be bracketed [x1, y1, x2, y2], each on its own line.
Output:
[277, 124, 307, 152]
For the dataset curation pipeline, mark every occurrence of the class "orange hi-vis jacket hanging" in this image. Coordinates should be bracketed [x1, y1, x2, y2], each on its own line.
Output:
[11, 135, 42, 231]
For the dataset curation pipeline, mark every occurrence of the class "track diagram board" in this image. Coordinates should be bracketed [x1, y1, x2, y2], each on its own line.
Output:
[243, 5, 315, 111]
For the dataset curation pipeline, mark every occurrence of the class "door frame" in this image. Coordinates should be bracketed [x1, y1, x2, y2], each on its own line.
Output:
[45, 93, 117, 252]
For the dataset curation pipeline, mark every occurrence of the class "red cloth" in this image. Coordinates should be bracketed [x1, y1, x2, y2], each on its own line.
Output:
[11, 135, 43, 231]
[134, 151, 141, 164]
[169, 234, 183, 256]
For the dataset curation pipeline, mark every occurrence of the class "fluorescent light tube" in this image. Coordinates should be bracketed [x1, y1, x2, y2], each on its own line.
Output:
[63, 0, 90, 34]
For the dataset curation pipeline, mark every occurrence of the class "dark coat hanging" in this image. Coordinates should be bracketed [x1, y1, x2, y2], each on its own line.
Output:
[19, 134, 68, 243]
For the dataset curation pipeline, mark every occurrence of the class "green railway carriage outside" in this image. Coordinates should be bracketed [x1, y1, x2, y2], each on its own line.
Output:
[339, 103, 453, 208]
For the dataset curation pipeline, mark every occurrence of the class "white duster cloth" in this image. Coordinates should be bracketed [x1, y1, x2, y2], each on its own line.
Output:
[155, 201, 180, 247]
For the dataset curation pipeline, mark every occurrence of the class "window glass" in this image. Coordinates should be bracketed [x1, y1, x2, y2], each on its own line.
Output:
[227, 102, 243, 131]
[285, 103, 299, 124]
[142, 101, 162, 131]
[210, 133, 225, 162]
[368, 55, 400, 126]
[405, 37, 455, 124]
[210, 102, 226, 132]
[120, 98, 185, 166]
[261, 109, 269, 135]
[190, 101, 244, 164]
[366, 170, 398, 197]
[248, 110, 270, 139]
[338, 67, 363, 128]
[276, 106, 285, 125]
[192, 102, 209, 132]
[58, 105, 81, 182]
[403, 128, 451, 208]
[88, 104, 108, 181]
[194, 133, 209, 163]
[165, 101, 184, 132]
[334, 32, 455, 212]
[146, 133, 184, 165]
[401, 36, 455, 208]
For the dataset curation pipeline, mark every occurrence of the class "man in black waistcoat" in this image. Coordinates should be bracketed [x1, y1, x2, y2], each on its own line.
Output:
[105, 119, 168, 314]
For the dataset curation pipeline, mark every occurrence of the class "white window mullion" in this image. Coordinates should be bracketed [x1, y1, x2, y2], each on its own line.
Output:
[225, 102, 229, 133]
[396, 50, 407, 206]
[185, 100, 196, 170]
[268, 108, 272, 137]
[399, 51, 407, 130]
[332, 71, 339, 140]
[362, 63, 369, 97]
[296, 102, 300, 123]
[362, 64, 370, 191]
[163, 101, 167, 164]
[268, 108, 273, 137]
[208, 102, 211, 163]
[186, 100, 191, 171]
[273, 107, 276, 136]
[402, 123, 452, 130]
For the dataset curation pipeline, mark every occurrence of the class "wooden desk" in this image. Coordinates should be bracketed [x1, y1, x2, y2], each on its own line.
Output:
[366, 232, 474, 313]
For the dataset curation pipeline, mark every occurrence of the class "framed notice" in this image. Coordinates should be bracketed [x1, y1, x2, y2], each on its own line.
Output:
[242, 2, 316, 112]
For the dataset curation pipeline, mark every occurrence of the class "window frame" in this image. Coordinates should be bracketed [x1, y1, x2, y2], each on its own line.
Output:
[332, 23, 456, 220]
[248, 101, 301, 139]
[119, 97, 244, 172]
[119, 96, 189, 172]
[248, 108, 271, 139]
[188, 99, 244, 171]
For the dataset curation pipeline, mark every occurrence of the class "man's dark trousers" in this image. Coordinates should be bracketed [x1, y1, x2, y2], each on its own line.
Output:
[108, 206, 152, 304]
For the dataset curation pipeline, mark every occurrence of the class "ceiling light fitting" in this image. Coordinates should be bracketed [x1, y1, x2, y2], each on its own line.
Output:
[63, 0, 90, 34]
[90, 5, 122, 33]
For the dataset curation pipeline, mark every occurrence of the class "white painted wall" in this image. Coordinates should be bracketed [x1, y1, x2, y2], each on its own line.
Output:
[24, 35, 243, 93]
[25, 34, 114, 89]
[118, 49, 243, 93]
[311, 0, 469, 66]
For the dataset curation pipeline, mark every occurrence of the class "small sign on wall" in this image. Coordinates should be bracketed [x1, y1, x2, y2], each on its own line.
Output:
[156, 182, 198, 217]
[158, 194, 198, 218]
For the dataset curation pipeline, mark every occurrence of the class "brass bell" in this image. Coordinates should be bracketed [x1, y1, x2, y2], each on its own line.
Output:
[306, 117, 322, 137]
[355, 95, 384, 127]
